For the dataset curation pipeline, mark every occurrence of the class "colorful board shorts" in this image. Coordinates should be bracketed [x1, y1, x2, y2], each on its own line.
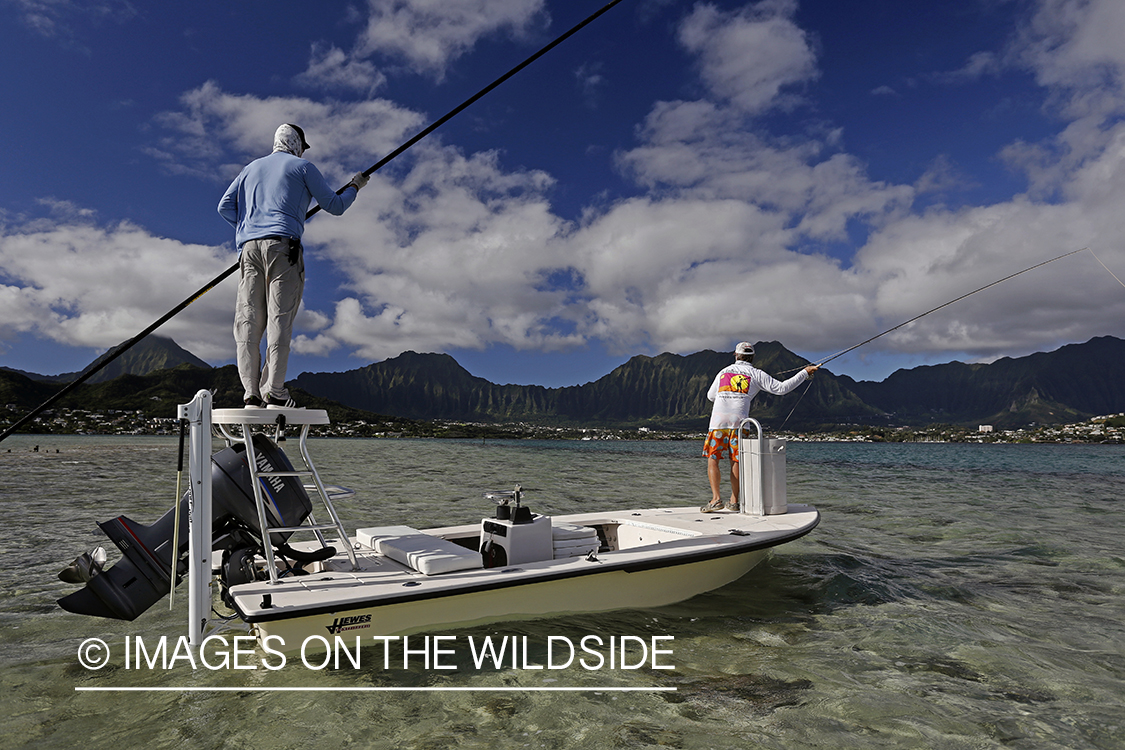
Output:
[702, 429, 739, 461]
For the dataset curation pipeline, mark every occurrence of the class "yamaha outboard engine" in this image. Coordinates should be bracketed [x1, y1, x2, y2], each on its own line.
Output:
[57, 435, 313, 621]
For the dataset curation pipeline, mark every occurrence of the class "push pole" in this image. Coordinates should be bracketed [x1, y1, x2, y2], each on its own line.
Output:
[177, 389, 213, 646]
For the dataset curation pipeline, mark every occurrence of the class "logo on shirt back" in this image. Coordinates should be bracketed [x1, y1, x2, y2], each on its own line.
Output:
[719, 373, 750, 394]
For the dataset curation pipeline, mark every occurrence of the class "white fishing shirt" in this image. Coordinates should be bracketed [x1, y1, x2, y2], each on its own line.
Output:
[706, 361, 809, 431]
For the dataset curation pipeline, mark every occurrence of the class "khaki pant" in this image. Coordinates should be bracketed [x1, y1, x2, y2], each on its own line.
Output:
[234, 237, 304, 402]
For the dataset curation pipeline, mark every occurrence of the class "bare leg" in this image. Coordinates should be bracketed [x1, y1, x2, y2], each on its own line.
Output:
[730, 459, 740, 506]
[707, 458, 722, 505]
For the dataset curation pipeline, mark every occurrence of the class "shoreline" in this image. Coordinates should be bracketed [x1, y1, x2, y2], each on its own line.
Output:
[2, 415, 1122, 445]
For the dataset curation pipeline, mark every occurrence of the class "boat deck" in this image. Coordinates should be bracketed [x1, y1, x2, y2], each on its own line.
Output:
[226, 504, 819, 627]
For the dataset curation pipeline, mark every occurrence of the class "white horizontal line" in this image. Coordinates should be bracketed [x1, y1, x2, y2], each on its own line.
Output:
[76, 686, 676, 693]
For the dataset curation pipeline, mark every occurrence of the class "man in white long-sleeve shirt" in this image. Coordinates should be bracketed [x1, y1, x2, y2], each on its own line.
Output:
[702, 342, 818, 512]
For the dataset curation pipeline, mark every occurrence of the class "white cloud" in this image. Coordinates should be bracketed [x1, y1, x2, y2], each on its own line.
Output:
[296, 43, 387, 95]
[1018, 0, 1125, 105]
[90, 0, 1125, 377]
[678, 0, 818, 114]
[592, 0, 1125, 365]
[846, 0, 1125, 360]
[148, 82, 426, 183]
[932, 51, 1004, 84]
[575, 61, 606, 108]
[304, 144, 573, 359]
[294, 0, 547, 94]
[0, 211, 239, 360]
[562, 196, 876, 354]
[356, 0, 547, 78]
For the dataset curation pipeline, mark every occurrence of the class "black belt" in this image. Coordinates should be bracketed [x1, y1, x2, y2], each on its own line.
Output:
[244, 235, 301, 264]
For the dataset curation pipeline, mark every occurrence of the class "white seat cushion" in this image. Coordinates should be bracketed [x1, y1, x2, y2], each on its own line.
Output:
[356, 525, 422, 549]
[552, 522, 598, 541]
[371, 531, 483, 576]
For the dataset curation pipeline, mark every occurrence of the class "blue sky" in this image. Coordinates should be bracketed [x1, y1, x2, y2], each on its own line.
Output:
[2, 0, 1124, 388]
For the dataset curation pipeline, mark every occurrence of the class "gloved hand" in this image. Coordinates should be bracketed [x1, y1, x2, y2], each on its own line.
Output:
[349, 172, 369, 191]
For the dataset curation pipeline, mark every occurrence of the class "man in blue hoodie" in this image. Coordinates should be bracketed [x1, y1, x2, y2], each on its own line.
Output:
[218, 123, 367, 408]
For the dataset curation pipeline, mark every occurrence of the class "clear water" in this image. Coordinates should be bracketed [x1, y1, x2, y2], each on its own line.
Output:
[1, 436, 1122, 749]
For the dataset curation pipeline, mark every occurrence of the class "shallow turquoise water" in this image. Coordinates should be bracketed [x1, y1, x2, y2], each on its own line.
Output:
[1, 436, 1122, 749]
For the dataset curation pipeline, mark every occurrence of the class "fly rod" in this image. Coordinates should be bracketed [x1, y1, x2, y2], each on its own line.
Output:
[0, 0, 628, 444]
[775, 246, 1089, 426]
[813, 246, 1088, 369]
[774, 246, 1089, 380]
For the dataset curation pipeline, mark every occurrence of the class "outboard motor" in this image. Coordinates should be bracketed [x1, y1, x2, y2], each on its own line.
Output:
[57, 434, 313, 621]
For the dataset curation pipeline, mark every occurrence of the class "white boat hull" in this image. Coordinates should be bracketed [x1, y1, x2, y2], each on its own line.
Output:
[252, 547, 770, 647]
[227, 505, 818, 650]
[55, 406, 820, 649]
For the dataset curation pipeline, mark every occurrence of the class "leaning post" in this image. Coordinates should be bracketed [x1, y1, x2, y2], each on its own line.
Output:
[738, 418, 765, 516]
[738, 417, 788, 516]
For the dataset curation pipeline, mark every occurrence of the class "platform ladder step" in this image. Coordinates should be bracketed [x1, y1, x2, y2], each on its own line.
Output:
[220, 420, 358, 584]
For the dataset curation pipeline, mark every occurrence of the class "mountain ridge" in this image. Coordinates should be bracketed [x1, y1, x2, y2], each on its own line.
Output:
[4, 336, 1123, 430]
[1, 335, 209, 384]
[292, 336, 1125, 429]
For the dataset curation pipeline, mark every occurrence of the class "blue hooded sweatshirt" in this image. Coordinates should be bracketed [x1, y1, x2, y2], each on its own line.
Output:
[218, 127, 357, 247]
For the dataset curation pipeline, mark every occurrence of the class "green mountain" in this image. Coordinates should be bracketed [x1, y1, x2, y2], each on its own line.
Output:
[294, 337, 1125, 429]
[3, 335, 210, 384]
[290, 342, 882, 429]
[5, 335, 1124, 431]
[840, 335, 1125, 427]
[67, 335, 211, 383]
[0, 362, 409, 427]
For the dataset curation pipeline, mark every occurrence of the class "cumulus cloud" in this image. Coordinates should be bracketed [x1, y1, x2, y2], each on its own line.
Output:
[931, 51, 1004, 85]
[618, 98, 912, 238]
[1017, 0, 1125, 109]
[302, 145, 572, 360]
[355, 0, 547, 78]
[295, 0, 546, 91]
[596, 0, 1125, 364]
[20, 0, 1125, 376]
[678, 0, 818, 114]
[147, 81, 426, 183]
[846, 1, 1125, 359]
[0, 208, 238, 360]
[561, 196, 876, 354]
[296, 43, 388, 96]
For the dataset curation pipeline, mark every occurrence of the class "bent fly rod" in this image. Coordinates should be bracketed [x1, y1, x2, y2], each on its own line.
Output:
[775, 246, 1090, 382]
[814, 246, 1088, 369]
[0, 0, 628, 444]
[774, 246, 1089, 427]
